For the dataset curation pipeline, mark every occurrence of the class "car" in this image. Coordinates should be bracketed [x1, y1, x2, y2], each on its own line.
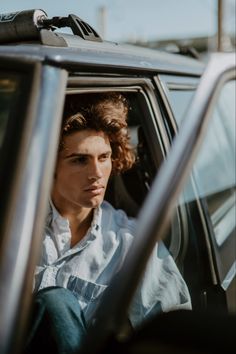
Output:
[0, 9, 235, 354]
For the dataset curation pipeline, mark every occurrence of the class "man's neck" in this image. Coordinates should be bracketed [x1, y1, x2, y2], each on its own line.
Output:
[67, 210, 94, 247]
[51, 197, 94, 247]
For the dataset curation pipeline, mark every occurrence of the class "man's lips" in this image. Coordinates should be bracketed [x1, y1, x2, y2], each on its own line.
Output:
[84, 185, 104, 191]
[84, 185, 104, 194]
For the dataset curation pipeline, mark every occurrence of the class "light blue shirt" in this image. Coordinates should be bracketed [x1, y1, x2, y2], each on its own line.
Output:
[34, 200, 191, 327]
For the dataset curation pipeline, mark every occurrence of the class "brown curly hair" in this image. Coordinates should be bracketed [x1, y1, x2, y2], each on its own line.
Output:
[60, 92, 135, 174]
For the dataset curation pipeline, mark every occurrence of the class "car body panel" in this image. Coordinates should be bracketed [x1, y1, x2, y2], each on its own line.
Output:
[0, 36, 204, 75]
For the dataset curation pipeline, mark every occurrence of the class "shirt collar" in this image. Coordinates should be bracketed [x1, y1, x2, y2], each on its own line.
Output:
[47, 198, 102, 240]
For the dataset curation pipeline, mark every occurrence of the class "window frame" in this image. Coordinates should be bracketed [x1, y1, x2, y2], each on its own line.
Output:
[155, 74, 199, 133]
[157, 69, 236, 311]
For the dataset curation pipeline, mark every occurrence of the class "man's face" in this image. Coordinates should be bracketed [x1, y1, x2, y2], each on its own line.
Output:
[52, 129, 112, 210]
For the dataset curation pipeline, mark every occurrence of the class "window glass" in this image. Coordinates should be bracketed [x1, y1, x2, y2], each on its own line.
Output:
[0, 75, 19, 148]
[184, 80, 236, 246]
[168, 90, 195, 125]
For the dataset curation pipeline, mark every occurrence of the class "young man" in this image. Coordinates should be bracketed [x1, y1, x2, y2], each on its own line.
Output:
[26, 93, 191, 354]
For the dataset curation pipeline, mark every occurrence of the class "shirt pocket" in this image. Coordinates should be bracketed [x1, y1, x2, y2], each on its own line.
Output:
[67, 275, 107, 303]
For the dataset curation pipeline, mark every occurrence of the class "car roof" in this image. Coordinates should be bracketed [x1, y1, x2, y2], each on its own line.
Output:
[0, 32, 204, 76]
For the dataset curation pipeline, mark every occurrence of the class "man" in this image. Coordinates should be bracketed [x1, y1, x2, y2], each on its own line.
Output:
[26, 93, 191, 354]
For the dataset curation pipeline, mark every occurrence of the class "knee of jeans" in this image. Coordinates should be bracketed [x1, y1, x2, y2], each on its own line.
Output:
[36, 287, 77, 310]
[35, 287, 87, 331]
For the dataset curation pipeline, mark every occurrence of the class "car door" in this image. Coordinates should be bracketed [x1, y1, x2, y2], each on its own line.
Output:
[0, 57, 67, 354]
[78, 52, 235, 354]
[191, 79, 235, 312]
[157, 64, 235, 313]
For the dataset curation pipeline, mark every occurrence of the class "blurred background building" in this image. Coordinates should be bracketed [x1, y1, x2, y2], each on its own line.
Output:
[95, 0, 235, 59]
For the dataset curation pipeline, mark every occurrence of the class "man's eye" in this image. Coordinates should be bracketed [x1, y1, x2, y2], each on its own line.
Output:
[71, 156, 87, 164]
[99, 154, 110, 161]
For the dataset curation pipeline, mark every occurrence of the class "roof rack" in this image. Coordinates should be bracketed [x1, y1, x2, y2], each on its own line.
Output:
[41, 14, 102, 42]
[0, 9, 102, 44]
[177, 45, 201, 59]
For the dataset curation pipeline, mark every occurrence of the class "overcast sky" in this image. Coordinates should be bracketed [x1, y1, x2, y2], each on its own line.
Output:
[1, 0, 235, 41]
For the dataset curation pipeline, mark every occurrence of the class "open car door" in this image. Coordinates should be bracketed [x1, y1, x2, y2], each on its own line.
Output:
[80, 52, 236, 354]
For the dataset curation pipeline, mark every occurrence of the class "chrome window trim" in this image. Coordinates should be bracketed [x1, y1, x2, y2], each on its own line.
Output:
[166, 84, 197, 90]
[68, 76, 155, 87]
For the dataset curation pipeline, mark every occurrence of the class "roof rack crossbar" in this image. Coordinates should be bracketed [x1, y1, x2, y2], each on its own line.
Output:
[41, 14, 102, 42]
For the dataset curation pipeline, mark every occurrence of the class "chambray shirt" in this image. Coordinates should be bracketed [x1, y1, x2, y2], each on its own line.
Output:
[34, 200, 191, 327]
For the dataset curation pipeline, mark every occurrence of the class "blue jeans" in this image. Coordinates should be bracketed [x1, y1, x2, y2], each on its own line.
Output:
[24, 287, 87, 354]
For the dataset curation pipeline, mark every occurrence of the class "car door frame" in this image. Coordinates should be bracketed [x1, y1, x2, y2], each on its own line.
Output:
[156, 64, 236, 312]
[0, 57, 68, 354]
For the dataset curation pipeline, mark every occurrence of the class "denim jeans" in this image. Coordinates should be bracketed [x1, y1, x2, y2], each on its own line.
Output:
[24, 287, 87, 354]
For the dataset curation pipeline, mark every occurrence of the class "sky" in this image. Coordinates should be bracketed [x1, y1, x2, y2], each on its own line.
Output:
[0, 0, 235, 42]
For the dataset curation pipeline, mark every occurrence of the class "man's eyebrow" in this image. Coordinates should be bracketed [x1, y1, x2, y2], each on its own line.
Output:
[65, 151, 112, 159]
[65, 153, 89, 159]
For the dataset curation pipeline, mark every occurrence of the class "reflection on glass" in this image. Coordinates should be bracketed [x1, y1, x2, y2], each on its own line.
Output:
[184, 80, 236, 246]
[168, 90, 195, 125]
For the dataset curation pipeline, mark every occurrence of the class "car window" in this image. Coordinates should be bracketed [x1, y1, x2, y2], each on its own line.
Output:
[193, 80, 236, 246]
[158, 75, 199, 127]
[178, 79, 236, 312]
[168, 89, 195, 125]
[0, 74, 20, 148]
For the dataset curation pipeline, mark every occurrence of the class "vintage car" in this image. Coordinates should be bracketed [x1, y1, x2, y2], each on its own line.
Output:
[0, 9, 235, 354]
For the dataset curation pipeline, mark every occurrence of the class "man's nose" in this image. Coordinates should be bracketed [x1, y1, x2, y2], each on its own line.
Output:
[88, 160, 103, 180]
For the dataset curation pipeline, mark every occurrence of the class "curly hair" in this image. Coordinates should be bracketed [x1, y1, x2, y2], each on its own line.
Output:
[60, 92, 135, 174]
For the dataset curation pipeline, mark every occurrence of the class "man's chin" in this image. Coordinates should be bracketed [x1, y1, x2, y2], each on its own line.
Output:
[85, 196, 104, 208]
